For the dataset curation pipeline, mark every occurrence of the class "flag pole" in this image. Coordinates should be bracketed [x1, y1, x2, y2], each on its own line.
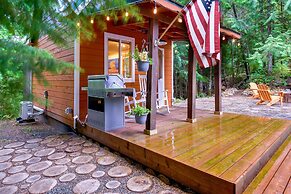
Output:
[158, 12, 182, 42]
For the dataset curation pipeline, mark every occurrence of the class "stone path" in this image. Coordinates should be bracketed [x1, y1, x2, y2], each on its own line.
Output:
[177, 95, 291, 120]
[0, 134, 187, 194]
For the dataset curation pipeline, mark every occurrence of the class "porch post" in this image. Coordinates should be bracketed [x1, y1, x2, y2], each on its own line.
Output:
[187, 47, 197, 123]
[214, 58, 222, 115]
[145, 17, 159, 135]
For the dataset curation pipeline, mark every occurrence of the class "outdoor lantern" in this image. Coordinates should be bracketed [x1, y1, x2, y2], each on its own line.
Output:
[153, 1, 157, 14]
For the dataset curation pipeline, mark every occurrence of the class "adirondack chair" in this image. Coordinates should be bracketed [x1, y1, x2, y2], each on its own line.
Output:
[249, 82, 259, 98]
[135, 74, 170, 113]
[257, 84, 283, 106]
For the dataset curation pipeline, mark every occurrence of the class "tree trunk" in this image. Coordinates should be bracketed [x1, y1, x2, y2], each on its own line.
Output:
[267, 0, 273, 74]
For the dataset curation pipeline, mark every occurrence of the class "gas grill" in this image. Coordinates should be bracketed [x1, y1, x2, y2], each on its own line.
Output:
[87, 75, 134, 131]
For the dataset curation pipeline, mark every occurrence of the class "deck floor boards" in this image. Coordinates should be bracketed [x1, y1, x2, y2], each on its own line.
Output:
[79, 107, 291, 193]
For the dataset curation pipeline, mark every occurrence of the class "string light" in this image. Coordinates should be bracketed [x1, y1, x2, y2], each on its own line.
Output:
[77, 22, 80, 27]
[232, 39, 236, 43]
[90, 18, 94, 24]
[106, 16, 110, 21]
[153, 1, 157, 14]
[178, 17, 183, 23]
[125, 11, 129, 17]
[222, 36, 225, 41]
[237, 42, 241, 46]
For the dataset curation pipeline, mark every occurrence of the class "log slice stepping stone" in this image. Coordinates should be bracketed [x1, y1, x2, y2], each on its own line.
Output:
[68, 139, 85, 146]
[106, 180, 121, 189]
[97, 156, 116, 166]
[83, 142, 93, 147]
[47, 140, 64, 147]
[34, 148, 55, 157]
[70, 152, 81, 157]
[27, 138, 43, 144]
[0, 149, 14, 156]
[95, 150, 109, 157]
[0, 162, 12, 171]
[48, 152, 66, 160]
[26, 175, 41, 183]
[8, 165, 26, 174]
[27, 161, 52, 172]
[73, 179, 100, 194]
[75, 164, 96, 175]
[0, 186, 18, 194]
[72, 155, 93, 164]
[12, 153, 32, 162]
[57, 144, 67, 149]
[158, 190, 177, 194]
[26, 157, 41, 164]
[29, 178, 57, 194]
[65, 145, 82, 153]
[55, 158, 70, 165]
[24, 143, 39, 149]
[0, 172, 6, 180]
[2, 172, 29, 185]
[108, 166, 132, 178]
[92, 171, 105, 178]
[15, 148, 30, 154]
[59, 173, 76, 182]
[0, 155, 12, 163]
[127, 176, 153, 192]
[82, 147, 99, 154]
[43, 165, 68, 177]
[4, 142, 25, 149]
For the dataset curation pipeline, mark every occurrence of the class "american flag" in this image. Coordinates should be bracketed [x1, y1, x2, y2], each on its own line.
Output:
[182, 0, 221, 68]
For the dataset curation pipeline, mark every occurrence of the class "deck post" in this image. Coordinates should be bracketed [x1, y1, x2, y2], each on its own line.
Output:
[187, 47, 197, 123]
[145, 17, 159, 135]
[214, 59, 222, 115]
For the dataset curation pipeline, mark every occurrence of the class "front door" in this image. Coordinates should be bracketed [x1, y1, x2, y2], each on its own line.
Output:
[158, 48, 165, 106]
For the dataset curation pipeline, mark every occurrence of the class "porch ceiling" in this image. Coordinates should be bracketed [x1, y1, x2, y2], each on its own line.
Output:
[108, 1, 241, 41]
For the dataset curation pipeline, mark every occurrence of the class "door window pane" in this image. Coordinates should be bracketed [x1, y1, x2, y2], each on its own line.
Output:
[108, 40, 120, 75]
[121, 42, 132, 79]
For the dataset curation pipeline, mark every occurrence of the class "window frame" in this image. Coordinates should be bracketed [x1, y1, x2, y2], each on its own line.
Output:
[104, 32, 135, 83]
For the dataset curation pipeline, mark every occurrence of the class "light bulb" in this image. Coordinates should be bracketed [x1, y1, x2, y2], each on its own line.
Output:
[153, 7, 157, 14]
[90, 19, 94, 24]
[238, 42, 241, 46]
[125, 12, 129, 17]
[178, 17, 183, 23]
[106, 16, 110, 21]
[222, 36, 225, 40]
[77, 22, 80, 27]
[232, 39, 235, 43]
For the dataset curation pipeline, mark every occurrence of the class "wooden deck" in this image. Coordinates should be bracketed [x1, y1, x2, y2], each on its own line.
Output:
[77, 107, 291, 194]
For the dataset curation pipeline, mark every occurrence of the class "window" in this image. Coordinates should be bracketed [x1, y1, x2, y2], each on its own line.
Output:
[104, 33, 135, 82]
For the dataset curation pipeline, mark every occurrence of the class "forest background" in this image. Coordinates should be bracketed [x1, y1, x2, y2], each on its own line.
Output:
[0, 0, 290, 119]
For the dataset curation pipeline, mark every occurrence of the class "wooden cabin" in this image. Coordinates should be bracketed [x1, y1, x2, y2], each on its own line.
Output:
[33, 0, 240, 129]
[31, 1, 291, 194]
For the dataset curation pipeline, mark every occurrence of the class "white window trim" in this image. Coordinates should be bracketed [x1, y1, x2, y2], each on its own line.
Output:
[104, 32, 135, 83]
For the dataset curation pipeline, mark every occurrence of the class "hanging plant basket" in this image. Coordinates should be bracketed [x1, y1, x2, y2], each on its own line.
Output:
[137, 60, 150, 72]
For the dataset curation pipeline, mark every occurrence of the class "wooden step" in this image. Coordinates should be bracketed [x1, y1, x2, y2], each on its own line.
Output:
[243, 136, 291, 194]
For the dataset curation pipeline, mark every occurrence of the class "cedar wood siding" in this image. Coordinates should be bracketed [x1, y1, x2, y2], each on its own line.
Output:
[79, 23, 173, 120]
[32, 36, 75, 127]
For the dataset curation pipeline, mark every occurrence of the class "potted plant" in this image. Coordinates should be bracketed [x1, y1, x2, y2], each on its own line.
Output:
[131, 105, 151, 124]
[133, 46, 152, 72]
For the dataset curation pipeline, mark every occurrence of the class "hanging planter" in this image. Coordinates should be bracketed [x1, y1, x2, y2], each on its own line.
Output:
[133, 43, 152, 72]
[137, 60, 150, 72]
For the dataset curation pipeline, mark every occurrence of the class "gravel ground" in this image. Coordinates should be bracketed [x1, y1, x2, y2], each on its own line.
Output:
[0, 120, 193, 194]
[176, 95, 291, 120]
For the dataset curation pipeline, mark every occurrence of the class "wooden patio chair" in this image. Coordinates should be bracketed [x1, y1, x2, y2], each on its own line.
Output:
[257, 84, 283, 106]
[249, 82, 259, 98]
[134, 74, 170, 113]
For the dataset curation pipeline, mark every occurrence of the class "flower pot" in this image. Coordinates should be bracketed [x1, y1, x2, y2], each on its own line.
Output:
[135, 114, 148, 124]
[137, 61, 150, 72]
